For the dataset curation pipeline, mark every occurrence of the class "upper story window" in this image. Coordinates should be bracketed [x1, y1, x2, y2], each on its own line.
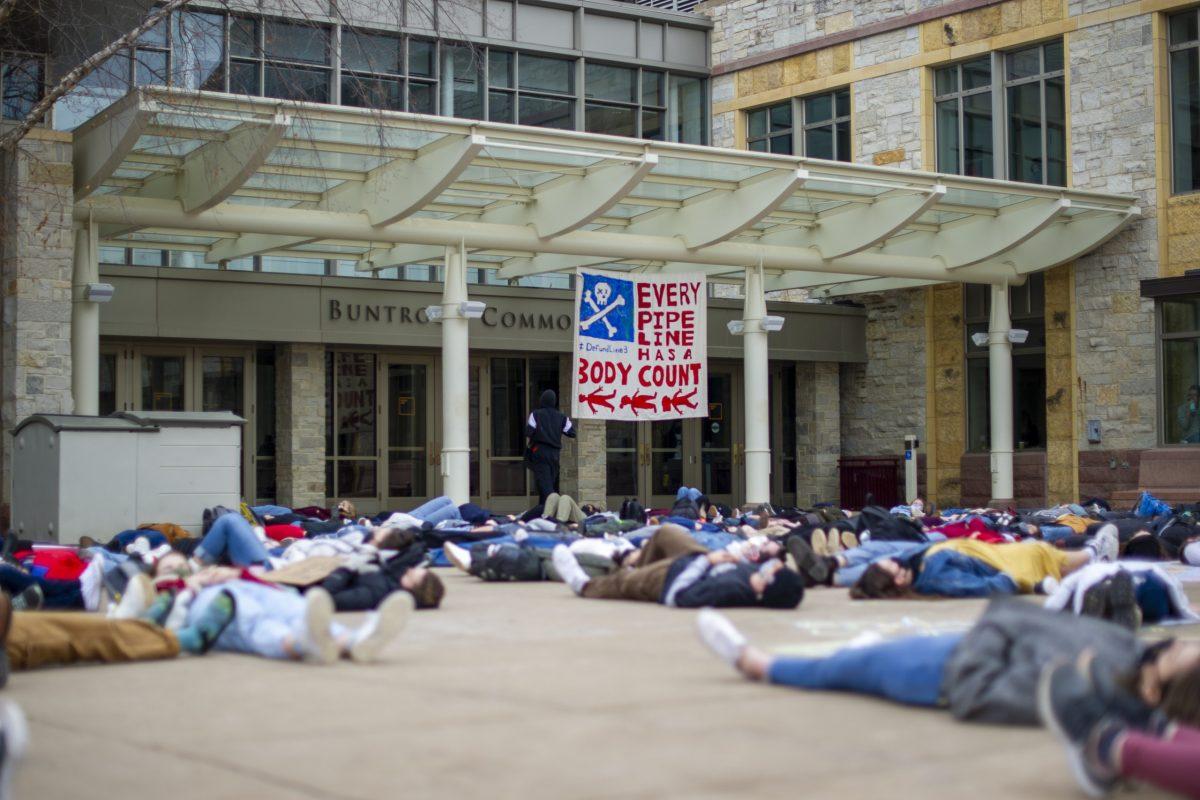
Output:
[231, 19, 333, 103]
[585, 64, 666, 140]
[933, 40, 1065, 186]
[934, 56, 993, 177]
[1, 51, 44, 121]
[341, 30, 432, 114]
[745, 87, 850, 160]
[1170, 10, 1200, 194]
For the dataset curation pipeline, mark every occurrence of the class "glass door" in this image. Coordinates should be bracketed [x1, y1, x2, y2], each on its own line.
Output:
[645, 419, 688, 508]
[136, 347, 189, 411]
[195, 349, 250, 499]
[770, 363, 798, 508]
[488, 356, 528, 506]
[98, 344, 127, 414]
[382, 358, 436, 508]
[701, 366, 742, 508]
[605, 421, 639, 509]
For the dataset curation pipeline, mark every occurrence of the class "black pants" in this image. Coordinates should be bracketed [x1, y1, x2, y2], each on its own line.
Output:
[530, 453, 560, 504]
[318, 567, 398, 611]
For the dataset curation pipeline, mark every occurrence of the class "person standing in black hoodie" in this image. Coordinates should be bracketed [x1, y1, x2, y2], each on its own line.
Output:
[525, 389, 576, 504]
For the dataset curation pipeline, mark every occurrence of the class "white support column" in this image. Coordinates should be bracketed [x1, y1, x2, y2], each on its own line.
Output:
[71, 220, 100, 416]
[987, 283, 1014, 506]
[440, 245, 471, 505]
[742, 266, 771, 505]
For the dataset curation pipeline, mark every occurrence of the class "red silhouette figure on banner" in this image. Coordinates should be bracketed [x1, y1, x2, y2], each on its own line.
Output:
[620, 391, 657, 416]
[578, 389, 616, 414]
[661, 389, 698, 413]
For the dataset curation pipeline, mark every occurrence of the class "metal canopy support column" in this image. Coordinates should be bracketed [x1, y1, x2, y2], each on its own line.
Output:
[742, 265, 771, 505]
[71, 220, 100, 416]
[441, 245, 471, 505]
[988, 283, 1015, 506]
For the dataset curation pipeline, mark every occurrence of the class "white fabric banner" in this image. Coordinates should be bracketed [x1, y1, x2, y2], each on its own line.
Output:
[571, 268, 707, 421]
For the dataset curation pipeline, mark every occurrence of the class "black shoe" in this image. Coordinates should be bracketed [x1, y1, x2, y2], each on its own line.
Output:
[1080, 578, 1111, 621]
[10, 586, 40, 613]
[786, 537, 829, 587]
[1106, 570, 1141, 631]
[1037, 661, 1119, 797]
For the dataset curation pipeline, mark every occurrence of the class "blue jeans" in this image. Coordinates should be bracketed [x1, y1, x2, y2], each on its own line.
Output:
[1039, 524, 1075, 544]
[408, 496, 461, 525]
[768, 633, 966, 707]
[251, 505, 293, 518]
[675, 486, 702, 502]
[834, 541, 932, 587]
[196, 514, 271, 567]
[189, 581, 348, 660]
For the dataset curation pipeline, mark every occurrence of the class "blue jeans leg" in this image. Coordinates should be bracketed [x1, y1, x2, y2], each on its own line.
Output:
[767, 633, 965, 707]
[408, 496, 456, 522]
[197, 514, 271, 567]
[834, 542, 928, 587]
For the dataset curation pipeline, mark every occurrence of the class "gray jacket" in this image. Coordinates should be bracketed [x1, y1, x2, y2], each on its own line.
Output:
[943, 599, 1145, 725]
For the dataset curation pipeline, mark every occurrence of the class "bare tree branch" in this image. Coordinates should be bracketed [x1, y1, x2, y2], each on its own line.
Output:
[0, 0, 194, 152]
[0, 0, 20, 31]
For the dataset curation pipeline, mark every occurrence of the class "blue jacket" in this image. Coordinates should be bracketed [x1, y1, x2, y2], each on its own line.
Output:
[913, 550, 1019, 598]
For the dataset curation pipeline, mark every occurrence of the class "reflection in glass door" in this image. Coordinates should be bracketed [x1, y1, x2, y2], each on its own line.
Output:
[141, 354, 186, 410]
[99, 352, 119, 415]
[326, 352, 378, 499]
[201, 355, 244, 414]
[701, 367, 742, 506]
[647, 419, 685, 504]
[770, 363, 798, 507]
[386, 362, 430, 501]
[489, 357, 527, 498]
[606, 422, 638, 499]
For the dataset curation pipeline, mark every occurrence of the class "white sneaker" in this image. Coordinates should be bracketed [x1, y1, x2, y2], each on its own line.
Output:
[696, 609, 747, 667]
[551, 545, 590, 595]
[0, 701, 29, 800]
[78, 554, 104, 612]
[299, 589, 338, 665]
[443, 541, 472, 573]
[125, 536, 152, 557]
[109, 573, 154, 620]
[1090, 524, 1119, 563]
[348, 592, 414, 663]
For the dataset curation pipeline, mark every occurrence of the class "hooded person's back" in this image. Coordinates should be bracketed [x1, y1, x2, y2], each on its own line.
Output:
[526, 390, 575, 454]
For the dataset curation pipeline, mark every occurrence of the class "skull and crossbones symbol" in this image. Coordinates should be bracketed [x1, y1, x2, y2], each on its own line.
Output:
[581, 281, 626, 337]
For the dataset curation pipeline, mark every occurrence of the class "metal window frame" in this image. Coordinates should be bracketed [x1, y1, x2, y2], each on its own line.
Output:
[0, 48, 48, 122]
[799, 87, 851, 162]
[744, 99, 793, 154]
[933, 57, 993, 177]
[1001, 40, 1065, 187]
[1168, 7, 1200, 195]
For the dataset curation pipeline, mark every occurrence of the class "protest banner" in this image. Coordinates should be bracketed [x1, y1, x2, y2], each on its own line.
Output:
[571, 268, 707, 422]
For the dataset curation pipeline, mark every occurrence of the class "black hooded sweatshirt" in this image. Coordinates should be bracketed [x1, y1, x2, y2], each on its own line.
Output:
[525, 390, 576, 454]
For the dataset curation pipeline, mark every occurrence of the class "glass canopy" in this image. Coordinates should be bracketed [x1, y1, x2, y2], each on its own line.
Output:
[74, 87, 1139, 296]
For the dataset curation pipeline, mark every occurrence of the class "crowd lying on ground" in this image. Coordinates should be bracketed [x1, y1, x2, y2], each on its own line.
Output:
[0, 486, 1199, 798]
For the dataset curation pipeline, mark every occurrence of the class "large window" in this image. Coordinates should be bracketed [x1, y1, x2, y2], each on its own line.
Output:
[518, 54, 575, 129]
[341, 30, 435, 113]
[1171, 10, 1200, 193]
[489, 356, 559, 497]
[745, 87, 850, 160]
[232, 18, 333, 103]
[1160, 296, 1200, 444]
[585, 64, 665, 140]
[932, 41, 1065, 186]
[964, 275, 1047, 453]
[1, 51, 43, 121]
[934, 56, 993, 177]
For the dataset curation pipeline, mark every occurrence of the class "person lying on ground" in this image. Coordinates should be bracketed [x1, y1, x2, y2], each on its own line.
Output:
[1043, 562, 1199, 630]
[1040, 655, 1200, 799]
[444, 534, 627, 582]
[121, 577, 412, 665]
[155, 517, 443, 612]
[550, 524, 804, 609]
[787, 537, 934, 589]
[695, 598, 1200, 727]
[848, 524, 1119, 599]
[0, 556, 105, 612]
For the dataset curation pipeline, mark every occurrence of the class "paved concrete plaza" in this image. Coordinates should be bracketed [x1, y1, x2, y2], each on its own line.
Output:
[9, 572, 1198, 800]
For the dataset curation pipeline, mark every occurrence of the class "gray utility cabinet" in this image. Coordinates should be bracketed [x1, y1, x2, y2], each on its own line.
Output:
[11, 412, 245, 544]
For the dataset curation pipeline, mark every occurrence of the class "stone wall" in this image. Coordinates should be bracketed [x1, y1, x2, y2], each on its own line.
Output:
[852, 67, 923, 168]
[926, 284, 965, 505]
[1068, 17, 1158, 454]
[1043, 263, 1078, 503]
[0, 132, 76, 516]
[839, 288, 927, 458]
[275, 343, 327, 508]
[796, 361, 840, 505]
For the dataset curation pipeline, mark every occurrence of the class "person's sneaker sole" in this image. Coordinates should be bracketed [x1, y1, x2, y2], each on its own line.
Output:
[0, 701, 29, 800]
[840, 531, 859, 551]
[1080, 580, 1110, 621]
[443, 542, 470, 573]
[302, 589, 338, 665]
[809, 529, 828, 557]
[1036, 664, 1112, 799]
[349, 592, 414, 663]
[786, 537, 828, 587]
[1106, 570, 1141, 631]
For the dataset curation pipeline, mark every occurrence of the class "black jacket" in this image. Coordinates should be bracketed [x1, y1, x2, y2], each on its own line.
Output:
[526, 390, 576, 454]
[660, 555, 759, 608]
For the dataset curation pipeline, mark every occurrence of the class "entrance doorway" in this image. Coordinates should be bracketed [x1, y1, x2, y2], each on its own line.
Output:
[605, 363, 743, 510]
